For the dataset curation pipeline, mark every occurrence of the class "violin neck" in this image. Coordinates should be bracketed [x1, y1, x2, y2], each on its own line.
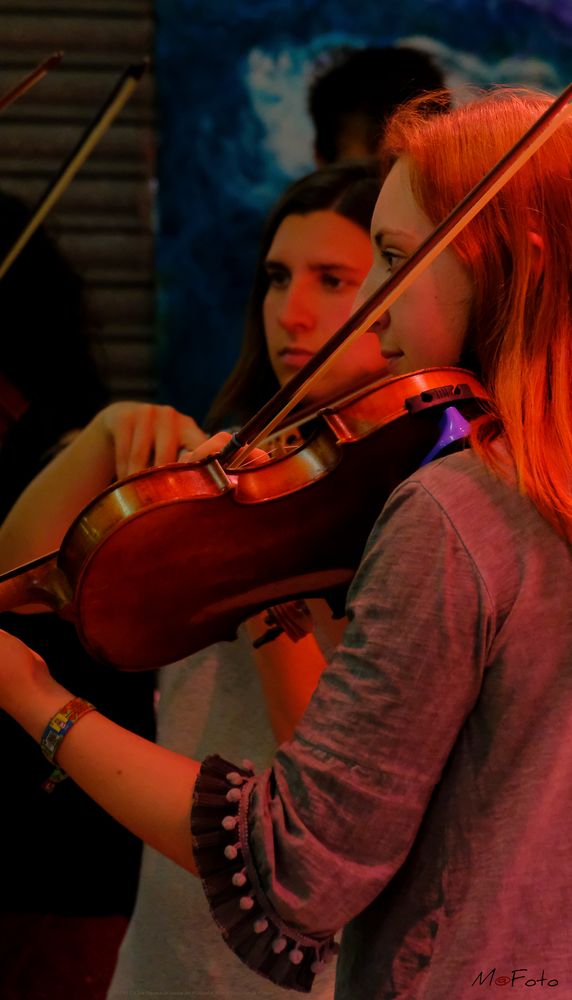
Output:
[0, 550, 70, 614]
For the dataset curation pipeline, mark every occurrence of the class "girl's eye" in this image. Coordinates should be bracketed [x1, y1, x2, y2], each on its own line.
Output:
[380, 249, 400, 272]
[321, 272, 345, 290]
[265, 267, 290, 289]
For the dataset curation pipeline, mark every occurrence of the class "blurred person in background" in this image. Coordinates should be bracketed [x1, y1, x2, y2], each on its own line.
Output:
[0, 190, 156, 1000]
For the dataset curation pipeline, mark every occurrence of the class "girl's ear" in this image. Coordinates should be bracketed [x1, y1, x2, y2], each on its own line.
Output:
[527, 230, 544, 280]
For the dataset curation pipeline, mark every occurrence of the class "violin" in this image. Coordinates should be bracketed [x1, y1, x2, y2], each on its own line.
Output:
[0, 82, 569, 670]
[0, 368, 487, 670]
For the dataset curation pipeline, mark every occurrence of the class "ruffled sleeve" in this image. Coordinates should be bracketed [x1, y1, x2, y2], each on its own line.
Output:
[191, 753, 338, 992]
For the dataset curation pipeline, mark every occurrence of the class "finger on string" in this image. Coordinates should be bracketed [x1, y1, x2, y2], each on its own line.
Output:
[184, 431, 232, 464]
[126, 404, 156, 474]
[167, 414, 208, 465]
[113, 410, 137, 480]
[151, 406, 185, 467]
[179, 417, 209, 453]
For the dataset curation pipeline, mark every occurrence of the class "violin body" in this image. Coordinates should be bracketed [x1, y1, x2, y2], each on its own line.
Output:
[0, 368, 488, 670]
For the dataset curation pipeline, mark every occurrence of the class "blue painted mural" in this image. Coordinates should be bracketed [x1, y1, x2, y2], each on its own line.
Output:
[153, 0, 571, 419]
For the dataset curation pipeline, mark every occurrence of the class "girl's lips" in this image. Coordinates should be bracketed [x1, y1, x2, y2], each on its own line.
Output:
[380, 350, 404, 374]
[279, 349, 314, 368]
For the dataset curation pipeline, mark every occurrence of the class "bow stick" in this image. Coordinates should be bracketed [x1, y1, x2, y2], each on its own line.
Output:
[0, 52, 63, 115]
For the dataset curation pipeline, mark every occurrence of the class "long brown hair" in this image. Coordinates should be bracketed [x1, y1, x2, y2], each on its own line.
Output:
[205, 160, 381, 430]
[384, 88, 572, 540]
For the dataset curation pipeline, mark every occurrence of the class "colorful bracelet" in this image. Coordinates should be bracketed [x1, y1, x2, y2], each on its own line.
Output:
[41, 696, 96, 763]
[40, 697, 96, 793]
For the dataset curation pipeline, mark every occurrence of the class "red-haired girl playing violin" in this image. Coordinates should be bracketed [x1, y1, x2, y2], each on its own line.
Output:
[0, 89, 571, 999]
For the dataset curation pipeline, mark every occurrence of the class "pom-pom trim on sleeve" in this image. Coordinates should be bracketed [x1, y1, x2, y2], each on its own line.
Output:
[191, 754, 338, 993]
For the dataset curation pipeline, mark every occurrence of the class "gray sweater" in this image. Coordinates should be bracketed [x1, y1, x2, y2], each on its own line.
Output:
[194, 448, 572, 997]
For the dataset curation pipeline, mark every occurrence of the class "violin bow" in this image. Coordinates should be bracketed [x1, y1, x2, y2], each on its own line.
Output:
[0, 54, 64, 433]
[0, 52, 63, 115]
[0, 59, 148, 282]
[223, 80, 572, 471]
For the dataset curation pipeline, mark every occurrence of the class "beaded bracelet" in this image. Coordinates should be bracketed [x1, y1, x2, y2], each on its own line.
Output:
[40, 696, 96, 793]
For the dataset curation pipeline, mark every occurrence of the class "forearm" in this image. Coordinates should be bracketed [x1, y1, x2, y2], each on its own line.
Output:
[9, 673, 199, 873]
[0, 401, 207, 574]
[0, 416, 116, 571]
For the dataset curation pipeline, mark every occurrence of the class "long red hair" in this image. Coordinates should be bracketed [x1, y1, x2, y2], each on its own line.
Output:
[384, 89, 572, 540]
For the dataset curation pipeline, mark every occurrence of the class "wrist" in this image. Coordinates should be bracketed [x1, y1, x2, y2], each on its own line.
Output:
[40, 695, 96, 762]
[9, 675, 73, 743]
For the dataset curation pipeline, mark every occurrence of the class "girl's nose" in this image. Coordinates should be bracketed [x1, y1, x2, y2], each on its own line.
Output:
[368, 312, 390, 336]
[278, 283, 315, 333]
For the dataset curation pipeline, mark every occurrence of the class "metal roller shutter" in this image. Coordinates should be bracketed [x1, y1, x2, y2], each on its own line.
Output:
[0, 0, 156, 401]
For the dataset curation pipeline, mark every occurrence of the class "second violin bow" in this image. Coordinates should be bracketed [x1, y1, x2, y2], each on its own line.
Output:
[0, 59, 148, 282]
[0, 52, 63, 115]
